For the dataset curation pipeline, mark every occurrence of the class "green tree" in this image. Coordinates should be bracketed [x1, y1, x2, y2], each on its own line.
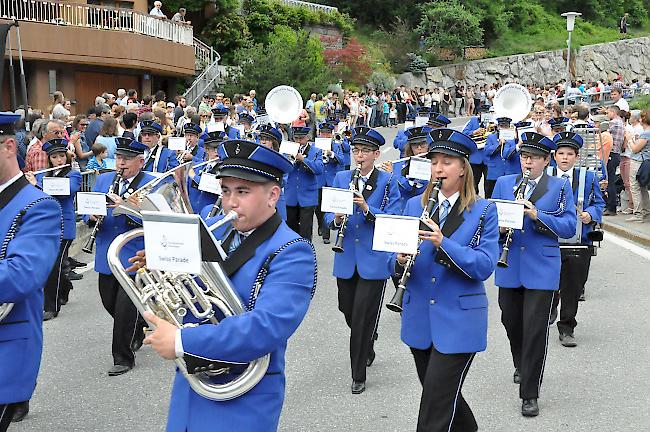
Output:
[201, 12, 251, 64]
[417, 1, 484, 54]
[222, 26, 333, 100]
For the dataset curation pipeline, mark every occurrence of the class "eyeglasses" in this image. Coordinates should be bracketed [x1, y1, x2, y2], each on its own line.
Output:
[351, 147, 375, 155]
[52, 130, 65, 136]
[79, 123, 89, 127]
[102, 111, 111, 115]
[520, 153, 545, 161]
[200, 115, 211, 118]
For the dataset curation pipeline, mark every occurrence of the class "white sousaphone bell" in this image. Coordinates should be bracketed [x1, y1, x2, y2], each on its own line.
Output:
[492, 83, 533, 124]
[264, 85, 303, 125]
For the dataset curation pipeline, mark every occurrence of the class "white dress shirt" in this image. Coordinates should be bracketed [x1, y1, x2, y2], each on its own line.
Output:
[0, 172, 24, 195]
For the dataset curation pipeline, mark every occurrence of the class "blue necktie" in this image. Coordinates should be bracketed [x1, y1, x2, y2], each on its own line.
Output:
[228, 231, 245, 255]
[438, 200, 451, 227]
[358, 176, 368, 191]
[524, 180, 537, 200]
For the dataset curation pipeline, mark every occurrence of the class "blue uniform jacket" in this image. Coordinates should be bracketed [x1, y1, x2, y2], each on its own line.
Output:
[396, 196, 499, 354]
[393, 130, 408, 158]
[36, 167, 82, 240]
[285, 144, 324, 207]
[462, 117, 486, 165]
[319, 141, 345, 188]
[484, 133, 519, 180]
[340, 137, 351, 167]
[86, 171, 157, 275]
[225, 126, 241, 140]
[144, 145, 180, 173]
[167, 213, 316, 432]
[393, 160, 428, 213]
[188, 162, 220, 214]
[325, 168, 401, 280]
[492, 173, 577, 291]
[548, 167, 605, 245]
[0, 175, 62, 404]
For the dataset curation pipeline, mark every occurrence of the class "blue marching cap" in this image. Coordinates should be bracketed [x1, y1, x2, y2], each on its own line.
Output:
[553, 131, 584, 150]
[496, 117, 512, 126]
[258, 125, 283, 144]
[478, 104, 491, 113]
[514, 121, 532, 129]
[140, 120, 163, 134]
[292, 126, 311, 137]
[406, 126, 433, 144]
[0, 111, 20, 134]
[183, 122, 202, 135]
[115, 137, 147, 156]
[216, 139, 292, 183]
[427, 112, 451, 128]
[319, 122, 335, 132]
[351, 126, 385, 148]
[427, 128, 477, 160]
[201, 131, 227, 148]
[416, 106, 431, 114]
[549, 117, 570, 128]
[239, 113, 255, 124]
[42, 138, 69, 155]
[211, 106, 229, 118]
[520, 132, 557, 156]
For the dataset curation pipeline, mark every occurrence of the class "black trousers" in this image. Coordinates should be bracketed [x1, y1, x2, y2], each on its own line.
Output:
[337, 272, 385, 382]
[484, 179, 497, 199]
[498, 287, 555, 399]
[606, 152, 620, 212]
[43, 239, 72, 313]
[411, 346, 477, 432]
[0, 404, 16, 432]
[286, 205, 316, 241]
[470, 163, 487, 196]
[98, 273, 141, 367]
[552, 248, 592, 336]
[314, 189, 330, 241]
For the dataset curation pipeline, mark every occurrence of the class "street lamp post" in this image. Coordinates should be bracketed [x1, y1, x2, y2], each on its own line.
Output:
[562, 12, 582, 109]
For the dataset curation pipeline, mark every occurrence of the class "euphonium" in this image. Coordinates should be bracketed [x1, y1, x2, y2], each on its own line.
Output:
[332, 165, 362, 253]
[497, 169, 531, 268]
[82, 168, 124, 254]
[0, 303, 14, 322]
[107, 166, 270, 401]
[386, 178, 443, 313]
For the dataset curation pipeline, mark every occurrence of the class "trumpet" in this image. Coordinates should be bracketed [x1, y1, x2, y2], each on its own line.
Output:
[333, 132, 343, 142]
[245, 130, 260, 141]
[386, 178, 443, 313]
[332, 164, 362, 253]
[497, 169, 530, 268]
[82, 168, 125, 254]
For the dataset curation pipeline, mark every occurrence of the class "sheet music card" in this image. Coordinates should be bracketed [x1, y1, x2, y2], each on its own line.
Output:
[407, 157, 432, 181]
[199, 173, 222, 195]
[167, 137, 186, 151]
[142, 212, 202, 275]
[280, 140, 300, 157]
[491, 199, 525, 229]
[372, 215, 420, 254]
[321, 187, 354, 215]
[415, 116, 429, 127]
[43, 177, 70, 196]
[76, 192, 107, 216]
[404, 121, 414, 130]
[500, 128, 516, 141]
[315, 138, 332, 151]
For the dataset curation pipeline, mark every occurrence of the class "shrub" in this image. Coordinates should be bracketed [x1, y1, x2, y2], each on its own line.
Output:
[417, 1, 483, 54]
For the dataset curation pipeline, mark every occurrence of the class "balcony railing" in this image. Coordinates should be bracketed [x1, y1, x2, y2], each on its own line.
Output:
[276, 0, 338, 13]
[194, 36, 219, 71]
[0, 0, 193, 45]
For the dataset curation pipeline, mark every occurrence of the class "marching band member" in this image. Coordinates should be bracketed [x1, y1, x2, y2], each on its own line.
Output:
[393, 113, 416, 158]
[463, 104, 491, 195]
[395, 128, 499, 432]
[178, 123, 205, 164]
[484, 117, 518, 198]
[189, 131, 225, 216]
[324, 126, 400, 394]
[26, 139, 82, 320]
[238, 113, 255, 134]
[140, 120, 179, 173]
[492, 132, 576, 417]
[211, 107, 241, 140]
[0, 112, 63, 427]
[86, 138, 156, 376]
[131, 139, 317, 432]
[284, 126, 323, 240]
[549, 132, 604, 347]
[380, 126, 432, 212]
[315, 122, 344, 244]
[258, 125, 288, 220]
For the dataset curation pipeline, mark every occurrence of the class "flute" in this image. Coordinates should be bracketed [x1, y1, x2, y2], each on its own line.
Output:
[33, 164, 71, 175]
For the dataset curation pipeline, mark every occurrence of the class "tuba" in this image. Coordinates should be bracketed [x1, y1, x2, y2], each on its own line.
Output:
[493, 84, 533, 124]
[0, 303, 14, 322]
[264, 85, 303, 125]
[107, 163, 270, 401]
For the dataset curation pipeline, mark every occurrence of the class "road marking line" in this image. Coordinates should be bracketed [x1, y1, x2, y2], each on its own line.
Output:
[604, 232, 650, 261]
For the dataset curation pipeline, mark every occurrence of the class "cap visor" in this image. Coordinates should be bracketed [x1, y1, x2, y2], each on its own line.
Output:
[216, 167, 272, 183]
[427, 148, 464, 159]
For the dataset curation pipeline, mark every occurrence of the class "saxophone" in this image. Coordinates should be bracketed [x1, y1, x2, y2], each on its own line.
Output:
[497, 169, 531, 268]
[331, 164, 362, 253]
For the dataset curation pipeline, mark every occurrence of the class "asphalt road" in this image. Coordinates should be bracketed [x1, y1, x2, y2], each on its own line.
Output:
[14, 120, 650, 432]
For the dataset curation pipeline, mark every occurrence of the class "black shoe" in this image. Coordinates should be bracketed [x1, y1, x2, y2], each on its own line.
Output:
[11, 401, 29, 422]
[521, 398, 539, 417]
[68, 271, 83, 281]
[108, 364, 133, 376]
[559, 333, 577, 347]
[323, 238, 330, 244]
[43, 311, 57, 321]
[549, 309, 558, 326]
[317, 228, 323, 237]
[579, 292, 586, 302]
[513, 368, 520, 384]
[60, 298, 68, 306]
[351, 380, 366, 394]
[366, 348, 376, 367]
[602, 209, 616, 216]
[68, 257, 86, 268]
[131, 336, 144, 352]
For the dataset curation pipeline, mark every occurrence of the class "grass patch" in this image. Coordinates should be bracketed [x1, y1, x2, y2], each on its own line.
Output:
[630, 94, 650, 110]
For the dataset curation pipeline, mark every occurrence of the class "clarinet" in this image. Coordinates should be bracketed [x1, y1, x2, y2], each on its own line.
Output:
[207, 196, 223, 218]
[82, 169, 125, 254]
[332, 164, 362, 253]
[497, 169, 531, 268]
[386, 178, 443, 313]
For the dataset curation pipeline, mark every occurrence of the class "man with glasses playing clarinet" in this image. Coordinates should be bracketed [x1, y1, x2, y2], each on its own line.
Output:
[491, 132, 576, 417]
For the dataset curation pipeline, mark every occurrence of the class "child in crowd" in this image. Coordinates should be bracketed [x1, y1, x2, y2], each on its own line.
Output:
[389, 102, 398, 127]
[382, 99, 390, 127]
[85, 143, 108, 171]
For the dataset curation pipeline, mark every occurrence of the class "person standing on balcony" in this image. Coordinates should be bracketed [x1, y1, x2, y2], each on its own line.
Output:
[150, 1, 166, 18]
[171, 7, 190, 24]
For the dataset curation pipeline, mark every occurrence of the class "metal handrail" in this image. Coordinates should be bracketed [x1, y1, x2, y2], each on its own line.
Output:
[0, 0, 193, 45]
[552, 88, 637, 109]
[194, 37, 220, 70]
[276, 0, 338, 13]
